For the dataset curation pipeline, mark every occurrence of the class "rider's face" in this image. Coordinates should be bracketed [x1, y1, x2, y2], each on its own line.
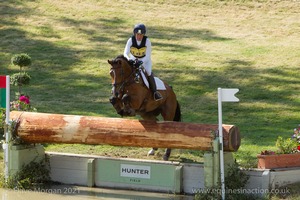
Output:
[135, 33, 144, 41]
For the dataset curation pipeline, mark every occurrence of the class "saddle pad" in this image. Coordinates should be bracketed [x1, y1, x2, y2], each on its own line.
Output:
[140, 70, 166, 90]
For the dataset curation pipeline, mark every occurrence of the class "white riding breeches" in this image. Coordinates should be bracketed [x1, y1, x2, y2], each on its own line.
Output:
[140, 59, 152, 76]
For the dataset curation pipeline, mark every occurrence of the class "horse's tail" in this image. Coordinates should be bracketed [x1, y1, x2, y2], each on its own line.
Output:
[173, 101, 181, 122]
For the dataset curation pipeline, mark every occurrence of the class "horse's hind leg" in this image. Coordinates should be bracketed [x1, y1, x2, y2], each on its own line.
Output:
[161, 95, 180, 161]
[140, 113, 159, 157]
[147, 148, 158, 156]
[163, 148, 171, 161]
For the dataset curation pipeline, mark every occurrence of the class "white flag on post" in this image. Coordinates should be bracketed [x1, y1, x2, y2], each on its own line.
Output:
[220, 88, 239, 102]
[218, 88, 239, 200]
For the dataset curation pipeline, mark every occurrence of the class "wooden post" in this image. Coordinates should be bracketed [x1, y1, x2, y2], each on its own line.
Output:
[10, 111, 240, 151]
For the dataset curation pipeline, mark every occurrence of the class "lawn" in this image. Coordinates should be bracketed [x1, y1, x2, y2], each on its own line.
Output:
[1, 0, 300, 169]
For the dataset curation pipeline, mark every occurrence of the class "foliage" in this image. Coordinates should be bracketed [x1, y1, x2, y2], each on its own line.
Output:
[292, 126, 300, 152]
[276, 136, 298, 154]
[260, 150, 276, 155]
[10, 95, 36, 112]
[1, 157, 50, 189]
[10, 72, 31, 87]
[195, 161, 258, 200]
[260, 126, 300, 155]
[9, 53, 36, 111]
[10, 53, 32, 96]
[11, 53, 31, 69]
[225, 162, 251, 200]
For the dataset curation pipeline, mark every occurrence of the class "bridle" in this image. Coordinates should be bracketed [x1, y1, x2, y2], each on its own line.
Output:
[110, 58, 136, 99]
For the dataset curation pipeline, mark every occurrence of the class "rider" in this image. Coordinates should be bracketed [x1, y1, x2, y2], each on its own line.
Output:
[123, 23, 163, 101]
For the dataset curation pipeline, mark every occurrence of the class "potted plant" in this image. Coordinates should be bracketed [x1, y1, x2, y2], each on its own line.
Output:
[257, 127, 300, 169]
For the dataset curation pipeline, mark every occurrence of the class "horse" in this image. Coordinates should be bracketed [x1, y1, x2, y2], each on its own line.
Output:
[107, 55, 181, 161]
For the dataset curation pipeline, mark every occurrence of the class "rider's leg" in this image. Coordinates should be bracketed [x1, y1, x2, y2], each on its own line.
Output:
[148, 73, 163, 101]
[143, 60, 163, 101]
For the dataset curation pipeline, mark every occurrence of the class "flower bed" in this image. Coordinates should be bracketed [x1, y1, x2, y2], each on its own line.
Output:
[257, 153, 300, 169]
[258, 125, 300, 169]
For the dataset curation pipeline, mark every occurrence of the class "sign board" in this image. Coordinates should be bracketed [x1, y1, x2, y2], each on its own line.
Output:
[120, 164, 151, 179]
[96, 159, 182, 193]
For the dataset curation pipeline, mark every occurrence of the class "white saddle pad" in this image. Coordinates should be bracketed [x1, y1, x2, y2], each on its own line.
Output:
[140, 69, 166, 90]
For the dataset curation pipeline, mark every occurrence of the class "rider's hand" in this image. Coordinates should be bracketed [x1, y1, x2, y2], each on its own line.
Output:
[128, 59, 134, 66]
[137, 60, 143, 65]
[134, 59, 143, 68]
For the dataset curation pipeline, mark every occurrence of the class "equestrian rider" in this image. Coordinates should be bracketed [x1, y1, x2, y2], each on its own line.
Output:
[123, 23, 163, 101]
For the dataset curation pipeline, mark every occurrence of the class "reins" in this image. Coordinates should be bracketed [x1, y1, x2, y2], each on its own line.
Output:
[110, 57, 137, 98]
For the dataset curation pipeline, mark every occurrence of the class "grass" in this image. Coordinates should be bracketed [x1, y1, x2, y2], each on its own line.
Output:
[1, 0, 300, 196]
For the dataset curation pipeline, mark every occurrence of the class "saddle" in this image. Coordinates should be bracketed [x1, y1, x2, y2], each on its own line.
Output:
[137, 68, 166, 90]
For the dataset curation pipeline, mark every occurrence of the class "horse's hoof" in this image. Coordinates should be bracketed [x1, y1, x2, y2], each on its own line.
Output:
[147, 149, 156, 156]
[163, 154, 169, 161]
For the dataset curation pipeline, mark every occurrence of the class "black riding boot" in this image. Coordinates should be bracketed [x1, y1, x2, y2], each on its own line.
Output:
[148, 73, 163, 101]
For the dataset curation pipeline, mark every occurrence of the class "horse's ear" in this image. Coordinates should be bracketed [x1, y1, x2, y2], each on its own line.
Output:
[108, 60, 112, 65]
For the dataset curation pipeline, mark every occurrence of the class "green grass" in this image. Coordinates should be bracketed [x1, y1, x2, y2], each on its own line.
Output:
[1, 0, 300, 198]
[1, 0, 300, 169]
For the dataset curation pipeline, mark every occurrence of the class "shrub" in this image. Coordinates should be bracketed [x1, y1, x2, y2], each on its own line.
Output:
[11, 53, 31, 69]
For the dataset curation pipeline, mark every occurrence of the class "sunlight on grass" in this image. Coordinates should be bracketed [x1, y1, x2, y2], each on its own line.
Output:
[1, 0, 299, 174]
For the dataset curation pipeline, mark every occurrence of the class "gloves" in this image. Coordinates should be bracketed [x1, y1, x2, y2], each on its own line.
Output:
[128, 59, 135, 66]
[134, 59, 143, 68]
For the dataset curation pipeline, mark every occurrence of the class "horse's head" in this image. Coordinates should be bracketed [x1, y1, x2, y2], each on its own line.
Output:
[108, 55, 136, 117]
[107, 55, 133, 98]
[108, 55, 132, 82]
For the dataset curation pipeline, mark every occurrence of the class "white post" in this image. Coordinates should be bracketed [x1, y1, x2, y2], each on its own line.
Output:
[218, 88, 225, 200]
[217, 87, 239, 200]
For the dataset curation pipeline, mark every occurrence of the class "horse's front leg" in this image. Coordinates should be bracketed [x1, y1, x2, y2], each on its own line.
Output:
[122, 94, 136, 116]
[109, 96, 124, 116]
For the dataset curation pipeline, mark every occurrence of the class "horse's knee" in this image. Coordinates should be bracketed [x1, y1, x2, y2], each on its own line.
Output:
[109, 96, 116, 105]
[109, 97, 125, 116]
[122, 94, 130, 104]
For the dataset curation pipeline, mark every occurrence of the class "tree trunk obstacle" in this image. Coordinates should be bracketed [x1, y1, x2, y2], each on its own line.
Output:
[10, 111, 240, 151]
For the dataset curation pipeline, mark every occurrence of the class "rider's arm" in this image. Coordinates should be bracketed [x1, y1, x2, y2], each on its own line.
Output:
[124, 38, 134, 60]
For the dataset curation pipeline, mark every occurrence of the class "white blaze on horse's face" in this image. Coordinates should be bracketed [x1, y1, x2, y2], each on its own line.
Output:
[109, 59, 123, 98]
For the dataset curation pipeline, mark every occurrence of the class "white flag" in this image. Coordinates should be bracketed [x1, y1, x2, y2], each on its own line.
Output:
[220, 88, 239, 102]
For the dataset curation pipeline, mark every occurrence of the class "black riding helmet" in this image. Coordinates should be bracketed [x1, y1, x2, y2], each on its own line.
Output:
[133, 23, 146, 35]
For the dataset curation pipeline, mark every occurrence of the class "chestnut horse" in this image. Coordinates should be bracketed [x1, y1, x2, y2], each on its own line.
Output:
[107, 55, 181, 160]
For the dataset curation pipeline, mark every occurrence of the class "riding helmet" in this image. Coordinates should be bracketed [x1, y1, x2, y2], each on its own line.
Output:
[133, 23, 146, 35]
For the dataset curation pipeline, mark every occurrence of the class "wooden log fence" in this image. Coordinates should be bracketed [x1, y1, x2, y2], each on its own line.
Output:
[10, 111, 240, 151]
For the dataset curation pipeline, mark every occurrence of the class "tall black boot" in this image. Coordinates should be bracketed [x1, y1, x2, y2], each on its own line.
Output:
[148, 73, 163, 101]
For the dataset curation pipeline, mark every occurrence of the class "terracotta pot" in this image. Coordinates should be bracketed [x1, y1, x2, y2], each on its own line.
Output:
[257, 153, 300, 169]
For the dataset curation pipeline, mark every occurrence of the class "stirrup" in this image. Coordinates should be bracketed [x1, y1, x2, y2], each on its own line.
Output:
[154, 92, 163, 101]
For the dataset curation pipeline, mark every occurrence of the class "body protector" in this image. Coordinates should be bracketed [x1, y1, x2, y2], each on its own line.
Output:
[130, 36, 148, 58]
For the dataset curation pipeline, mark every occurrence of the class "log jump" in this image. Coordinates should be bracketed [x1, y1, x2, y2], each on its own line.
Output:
[10, 111, 241, 151]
